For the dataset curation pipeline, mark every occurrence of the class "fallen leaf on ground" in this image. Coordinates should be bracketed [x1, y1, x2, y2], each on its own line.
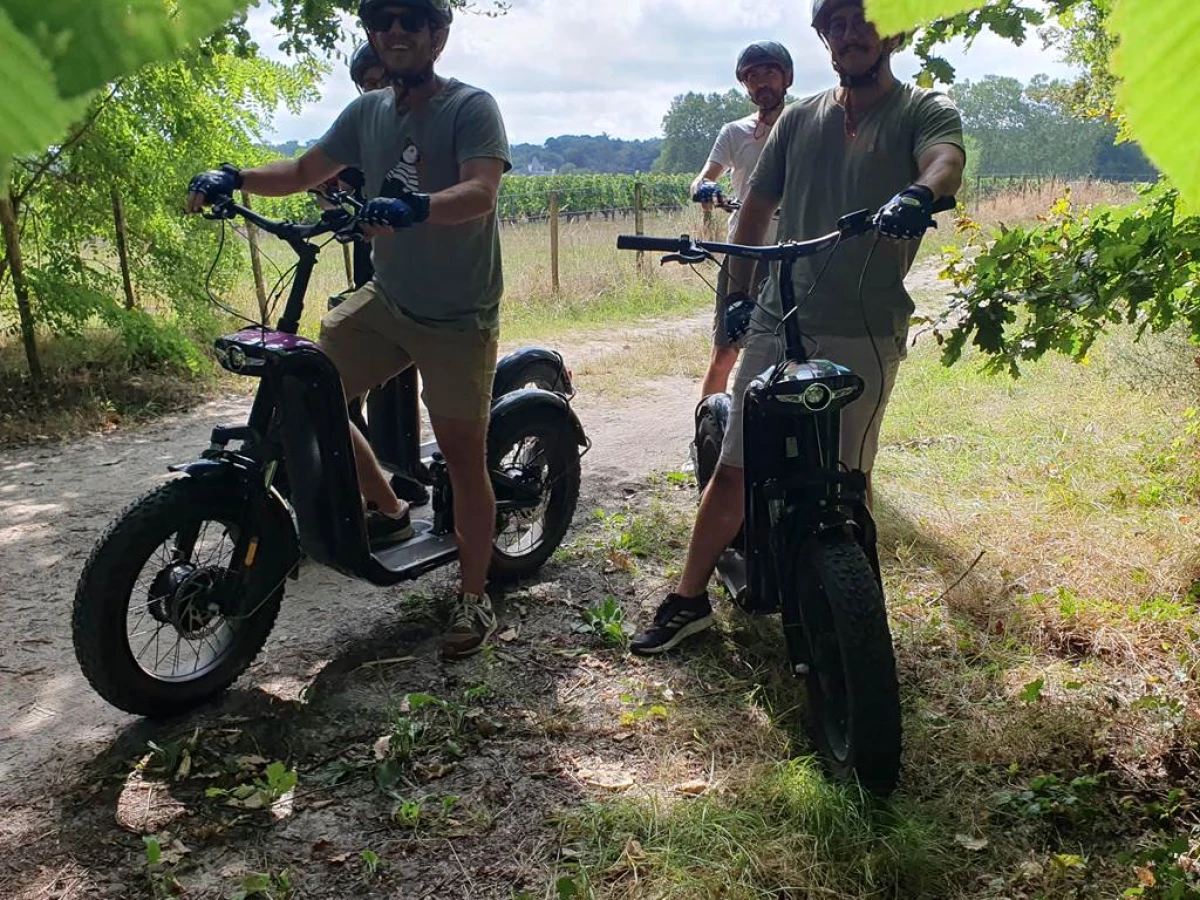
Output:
[580, 769, 635, 791]
[954, 834, 989, 851]
[674, 779, 709, 796]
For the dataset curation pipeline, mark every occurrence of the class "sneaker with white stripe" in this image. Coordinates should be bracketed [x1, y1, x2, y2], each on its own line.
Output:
[630, 592, 713, 655]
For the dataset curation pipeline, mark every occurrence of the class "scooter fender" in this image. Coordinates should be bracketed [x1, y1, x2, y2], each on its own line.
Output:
[169, 459, 302, 581]
[488, 388, 588, 450]
[493, 347, 574, 397]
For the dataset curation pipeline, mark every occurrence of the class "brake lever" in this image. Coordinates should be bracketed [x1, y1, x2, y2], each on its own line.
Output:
[662, 248, 714, 266]
[202, 197, 236, 220]
[335, 224, 364, 244]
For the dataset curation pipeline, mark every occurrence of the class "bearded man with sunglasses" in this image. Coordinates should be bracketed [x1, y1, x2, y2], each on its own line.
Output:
[630, 0, 965, 655]
[186, 0, 512, 659]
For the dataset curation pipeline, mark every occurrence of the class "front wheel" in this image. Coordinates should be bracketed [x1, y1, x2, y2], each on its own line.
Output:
[72, 478, 288, 717]
[790, 536, 901, 795]
[487, 406, 581, 580]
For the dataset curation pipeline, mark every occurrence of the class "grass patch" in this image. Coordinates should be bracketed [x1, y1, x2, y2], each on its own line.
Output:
[565, 759, 952, 900]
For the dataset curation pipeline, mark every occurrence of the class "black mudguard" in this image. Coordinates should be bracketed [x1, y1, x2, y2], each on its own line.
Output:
[170, 459, 302, 583]
[493, 347, 573, 397]
[488, 388, 588, 451]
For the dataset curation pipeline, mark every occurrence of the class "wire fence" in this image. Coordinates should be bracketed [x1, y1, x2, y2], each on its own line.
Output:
[968, 172, 1159, 202]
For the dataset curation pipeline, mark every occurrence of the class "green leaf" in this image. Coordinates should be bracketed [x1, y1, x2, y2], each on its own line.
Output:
[1109, 0, 1200, 209]
[0, 0, 248, 194]
[864, 0, 988, 36]
[143, 836, 162, 866]
[5, 0, 251, 98]
[1018, 677, 1045, 704]
[0, 8, 76, 185]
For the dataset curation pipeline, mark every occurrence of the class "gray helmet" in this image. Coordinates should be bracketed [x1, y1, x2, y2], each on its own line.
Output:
[358, 0, 453, 29]
[350, 43, 383, 85]
[811, 0, 858, 31]
[736, 41, 793, 81]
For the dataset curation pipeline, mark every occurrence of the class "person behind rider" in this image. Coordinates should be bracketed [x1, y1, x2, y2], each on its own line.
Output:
[690, 41, 793, 399]
[631, 0, 966, 655]
[186, 0, 512, 659]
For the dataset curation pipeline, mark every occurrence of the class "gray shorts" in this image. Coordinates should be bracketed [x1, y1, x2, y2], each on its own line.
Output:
[713, 259, 770, 349]
[718, 330, 907, 471]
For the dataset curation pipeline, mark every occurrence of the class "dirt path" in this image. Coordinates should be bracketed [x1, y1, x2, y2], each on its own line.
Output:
[0, 313, 708, 887]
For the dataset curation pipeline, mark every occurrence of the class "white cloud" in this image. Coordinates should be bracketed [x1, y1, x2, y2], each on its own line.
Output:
[253, 0, 1076, 146]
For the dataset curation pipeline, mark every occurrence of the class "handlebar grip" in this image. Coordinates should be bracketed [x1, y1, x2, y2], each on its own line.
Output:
[616, 234, 686, 252]
[932, 195, 958, 213]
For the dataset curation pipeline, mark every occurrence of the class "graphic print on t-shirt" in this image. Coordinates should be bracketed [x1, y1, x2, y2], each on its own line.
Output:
[383, 138, 423, 194]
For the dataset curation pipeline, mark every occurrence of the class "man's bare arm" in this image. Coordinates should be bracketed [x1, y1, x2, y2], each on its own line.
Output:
[724, 189, 779, 295]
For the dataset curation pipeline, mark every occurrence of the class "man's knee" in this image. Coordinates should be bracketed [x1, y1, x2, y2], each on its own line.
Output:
[430, 415, 488, 472]
[711, 344, 739, 365]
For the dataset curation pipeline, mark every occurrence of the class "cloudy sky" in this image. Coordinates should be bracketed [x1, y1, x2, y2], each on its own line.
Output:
[249, 0, 1074, 146]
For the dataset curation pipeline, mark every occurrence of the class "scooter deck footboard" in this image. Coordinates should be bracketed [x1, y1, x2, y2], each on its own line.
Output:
[371, 521, 459, 582]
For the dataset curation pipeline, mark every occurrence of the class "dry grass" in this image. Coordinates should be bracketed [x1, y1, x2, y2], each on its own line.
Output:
[552, 327, 1200, 900]
[965, 178, 1143, 229]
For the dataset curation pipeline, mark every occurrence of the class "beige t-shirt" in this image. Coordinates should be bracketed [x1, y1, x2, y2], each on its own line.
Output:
[748, 82, 964, 337]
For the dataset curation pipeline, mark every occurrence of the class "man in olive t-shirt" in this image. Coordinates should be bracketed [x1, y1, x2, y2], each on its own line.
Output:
[631, 0, 966, 655]
[187, 0, 512, 659]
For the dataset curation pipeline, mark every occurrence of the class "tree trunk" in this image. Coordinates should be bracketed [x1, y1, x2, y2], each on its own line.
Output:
[111, 186, 136, 310]
[0, 195, 43, 385]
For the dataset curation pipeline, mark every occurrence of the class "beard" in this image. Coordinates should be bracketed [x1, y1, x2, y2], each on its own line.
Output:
[834, 43, 879, 75]
[393, 62, 434, 88]
[378, 44, 436, 88]
[753, 87, 783, 111]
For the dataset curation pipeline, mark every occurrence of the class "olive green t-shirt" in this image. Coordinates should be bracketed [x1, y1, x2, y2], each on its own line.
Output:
[748, 82, 964, 337]
[318, 79, 512, 331]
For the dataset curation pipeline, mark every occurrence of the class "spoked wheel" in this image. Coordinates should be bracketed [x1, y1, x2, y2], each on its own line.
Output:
[73, 478, 287, 717]
[488, 408, 581, 580]
[791, 535, 901, 796]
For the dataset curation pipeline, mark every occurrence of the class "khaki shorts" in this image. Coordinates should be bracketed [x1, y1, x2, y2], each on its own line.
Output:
[319, 281, 498, 423]
[719, 330, 906, 471]
[713, 259, 770, 349]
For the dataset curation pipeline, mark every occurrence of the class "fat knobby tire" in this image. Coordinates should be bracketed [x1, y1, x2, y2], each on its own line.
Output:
[796, 536, 901, 795]
[487, 405, 581, 580]
[73, 478, 285, 718]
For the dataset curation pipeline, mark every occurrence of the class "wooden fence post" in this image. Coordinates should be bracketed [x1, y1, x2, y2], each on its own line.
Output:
[549, 191, 560, 294]
[241, 191, 269, 321]
[635, 181, 645, 271]
[110, 187, 136, 311]
[342, 243, 354, 289]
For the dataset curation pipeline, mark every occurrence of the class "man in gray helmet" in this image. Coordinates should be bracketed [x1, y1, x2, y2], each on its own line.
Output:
[631, 0, 965, 656]
[691, 41, 793, 398]
[187, 0, 513, 660]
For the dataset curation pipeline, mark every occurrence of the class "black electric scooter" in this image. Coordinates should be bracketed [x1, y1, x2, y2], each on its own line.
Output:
[617, 196, 954, 794]
[73, 192, 587, 717]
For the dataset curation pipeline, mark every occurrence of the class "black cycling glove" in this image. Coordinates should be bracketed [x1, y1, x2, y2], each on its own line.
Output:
[723, 290, 756, 344]
[876, 184, 935, 240]
[187, 164, 243, 202]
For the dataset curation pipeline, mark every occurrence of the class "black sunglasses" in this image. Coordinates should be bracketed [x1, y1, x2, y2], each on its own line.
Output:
[365, 7, 429, 34]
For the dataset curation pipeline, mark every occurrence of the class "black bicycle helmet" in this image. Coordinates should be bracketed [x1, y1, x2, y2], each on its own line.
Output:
[358, 0, 453, 29]
[811, 0, 858, 31]
[736, 41, 794, 81]
[350, 43, 383, 84]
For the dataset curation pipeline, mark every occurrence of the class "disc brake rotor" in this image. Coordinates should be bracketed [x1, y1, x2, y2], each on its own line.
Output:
[148, 563, 228, 639]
